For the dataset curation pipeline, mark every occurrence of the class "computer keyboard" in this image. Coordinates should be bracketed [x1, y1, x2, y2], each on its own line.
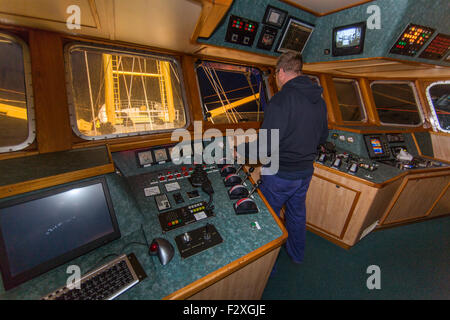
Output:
[42, 253, 147, 300]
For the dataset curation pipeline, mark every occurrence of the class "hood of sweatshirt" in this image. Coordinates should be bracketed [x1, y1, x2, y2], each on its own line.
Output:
[282, 75, 324, 104]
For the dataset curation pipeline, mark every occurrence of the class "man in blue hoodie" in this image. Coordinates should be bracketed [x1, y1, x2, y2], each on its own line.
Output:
[253, 52, 328, 264]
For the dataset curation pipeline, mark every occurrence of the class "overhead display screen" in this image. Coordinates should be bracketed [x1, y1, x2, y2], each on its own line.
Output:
[332, 22, 366, 56]
[276, 17, 314, 54]
[336, 27, 362, 48]
[390, 24, 435, 56]
[419, 33, 450, 61]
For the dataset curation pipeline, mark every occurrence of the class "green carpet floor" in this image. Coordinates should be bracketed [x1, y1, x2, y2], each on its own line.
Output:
[262, 217, 450, 300]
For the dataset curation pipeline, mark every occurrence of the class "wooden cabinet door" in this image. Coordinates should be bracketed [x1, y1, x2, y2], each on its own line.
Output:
[306, 175, 360, 239]
[428, 183, 450, 218]
[382, 174, 450, 225]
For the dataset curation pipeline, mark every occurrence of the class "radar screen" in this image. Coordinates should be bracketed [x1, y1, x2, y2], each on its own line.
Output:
[419, 33, 450, 61]
[276, 17, 314, 54]
[390, 24, 435, 56]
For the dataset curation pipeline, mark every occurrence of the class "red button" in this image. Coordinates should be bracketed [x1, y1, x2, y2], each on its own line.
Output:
[150, 243, 158, 252]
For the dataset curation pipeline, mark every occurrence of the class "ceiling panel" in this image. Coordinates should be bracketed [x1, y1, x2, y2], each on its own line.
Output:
[0, 0, 97, 27]
[113, 0, 202, 53]
[280, 0, 373, 15]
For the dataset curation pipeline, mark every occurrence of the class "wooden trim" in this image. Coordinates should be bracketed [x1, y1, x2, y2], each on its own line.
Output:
[305, 225, 351, 249]
[190, 0, 233, 42]
[411, 132, 423, 156]
[319, 74, 340, 124]
[0, 163, 115, 200]
[376, 212, 450, 230]
[359, 78, 380, 125]
[279, 0, 374, 17]
[424, 181, 450, 217]
[181, 55, 204, 123]
[29, 29, 72, 153]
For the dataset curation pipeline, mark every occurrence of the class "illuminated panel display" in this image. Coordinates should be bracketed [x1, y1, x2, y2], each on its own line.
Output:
[419, 33, 450, 61]
[225, 15, 259, 47]
[276, 17, 314, 54]
[370, 138, 384, 155]
[390, 24, 435, 56]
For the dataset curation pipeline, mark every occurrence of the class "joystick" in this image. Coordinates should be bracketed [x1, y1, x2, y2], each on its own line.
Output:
[189, 164, 209, 187]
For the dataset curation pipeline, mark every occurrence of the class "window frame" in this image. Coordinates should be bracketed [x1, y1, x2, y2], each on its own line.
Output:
[194, 60, 268, 124]
[332, 77, 367, 123]
[0, 32, 36, 153]
[426, 80, 450, 133]
[64, 42, 190, 141]
[370, 80, 424, 127]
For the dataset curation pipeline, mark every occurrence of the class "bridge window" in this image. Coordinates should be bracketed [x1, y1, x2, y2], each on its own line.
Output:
[332, 78, 366, 122]
[195, 61, 267, 124]
[371, 81, 422, 126]
[0, 33, 35, 153]
[426, 81, 450, 133]
[65, 44, 188, 140]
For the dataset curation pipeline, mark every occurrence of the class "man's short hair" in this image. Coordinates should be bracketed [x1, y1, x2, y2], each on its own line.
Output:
[276, 52, 303, 75]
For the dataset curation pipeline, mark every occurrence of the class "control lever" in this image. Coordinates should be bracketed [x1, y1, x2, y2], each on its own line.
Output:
[248, 179, 262, 197]
[235, 164, 245, 175]
[241, 167, 255, 183]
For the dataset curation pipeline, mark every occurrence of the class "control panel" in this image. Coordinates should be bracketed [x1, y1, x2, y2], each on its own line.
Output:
[419, 33, 450, 61]
[120, 142, 264, 260]
[225, 15, 259, 47]
[317, 132, 448, 181]
[390, 24, 435, 57]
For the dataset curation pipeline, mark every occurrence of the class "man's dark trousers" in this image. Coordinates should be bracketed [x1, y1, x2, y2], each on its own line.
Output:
[260, 173, 313, 263]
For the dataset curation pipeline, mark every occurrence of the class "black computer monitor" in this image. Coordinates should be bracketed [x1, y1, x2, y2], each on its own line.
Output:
[332, 22, 366, 56]
[0, 177, 121, 291]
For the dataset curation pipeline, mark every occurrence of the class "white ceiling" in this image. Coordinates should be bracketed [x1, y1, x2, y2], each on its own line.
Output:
[280, 0, 372, 15]
[0, 0, 203, 53]
[0, 0, 375, 53]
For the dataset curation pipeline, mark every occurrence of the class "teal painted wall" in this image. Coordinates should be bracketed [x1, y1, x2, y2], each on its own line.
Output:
[197, 0, 317, 57]
[199, 0, 450, 66]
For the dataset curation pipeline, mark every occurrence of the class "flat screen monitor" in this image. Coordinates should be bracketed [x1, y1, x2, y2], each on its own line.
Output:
[0, 177, 120, 290]
[370, 138, 384, 155]
[276, 17, 314, 54]
[364, 134, 389, 159]
[333, 22, 366, 56]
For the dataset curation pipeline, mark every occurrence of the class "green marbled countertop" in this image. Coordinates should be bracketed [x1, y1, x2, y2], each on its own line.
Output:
[0, 153, 284, 300]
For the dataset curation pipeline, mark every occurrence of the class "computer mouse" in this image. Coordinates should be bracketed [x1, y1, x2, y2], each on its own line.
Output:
[149, 238, 174, 265]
